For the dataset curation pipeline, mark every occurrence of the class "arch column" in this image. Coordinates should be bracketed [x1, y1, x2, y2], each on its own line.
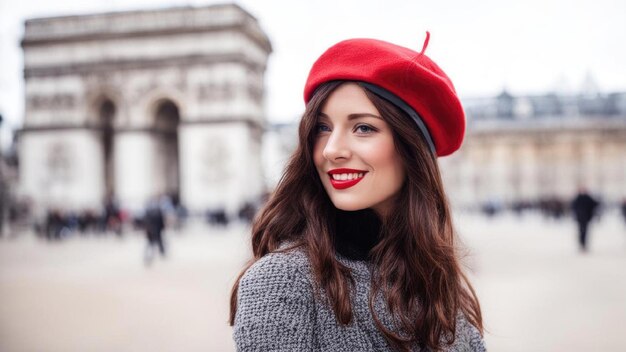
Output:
[114, 130, 159, 213]
[179, 120, 264, 216]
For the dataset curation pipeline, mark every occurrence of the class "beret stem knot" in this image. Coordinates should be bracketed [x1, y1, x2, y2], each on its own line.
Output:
[419, 31, 431, 56]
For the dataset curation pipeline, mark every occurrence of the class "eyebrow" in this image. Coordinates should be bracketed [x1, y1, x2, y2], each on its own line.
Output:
[318, 112, 383, 120]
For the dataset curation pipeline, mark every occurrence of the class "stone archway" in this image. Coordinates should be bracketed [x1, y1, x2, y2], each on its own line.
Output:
[153, 99, 181, 205]
[21, 5, 271, 215]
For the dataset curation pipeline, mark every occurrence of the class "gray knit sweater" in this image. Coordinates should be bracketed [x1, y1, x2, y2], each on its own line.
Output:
[233, 247, 486, 351]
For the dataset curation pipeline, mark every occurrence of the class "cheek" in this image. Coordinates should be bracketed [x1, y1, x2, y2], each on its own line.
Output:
[389, 159, 406, 186]
[364, 137, 397, 166]
[367, 139, 405, 184]
[313, 139, 325, 168]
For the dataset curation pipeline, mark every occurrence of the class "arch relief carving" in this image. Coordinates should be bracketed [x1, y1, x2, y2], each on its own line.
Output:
[200, 136, 232, 184]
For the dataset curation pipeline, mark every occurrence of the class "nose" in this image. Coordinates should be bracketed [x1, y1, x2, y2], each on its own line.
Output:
[322, 131, 351, 161]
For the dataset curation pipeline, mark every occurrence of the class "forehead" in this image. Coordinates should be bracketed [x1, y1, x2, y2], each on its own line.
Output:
[320, 83, 380, 118]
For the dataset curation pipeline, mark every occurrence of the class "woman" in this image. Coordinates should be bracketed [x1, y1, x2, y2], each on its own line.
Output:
[230, 33, 485, 351]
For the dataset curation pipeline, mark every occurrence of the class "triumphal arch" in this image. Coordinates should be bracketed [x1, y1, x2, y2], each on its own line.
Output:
[20, 4, 272, 217]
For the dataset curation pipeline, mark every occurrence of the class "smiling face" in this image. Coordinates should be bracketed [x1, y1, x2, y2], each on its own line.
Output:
[313, 83, 406, 218]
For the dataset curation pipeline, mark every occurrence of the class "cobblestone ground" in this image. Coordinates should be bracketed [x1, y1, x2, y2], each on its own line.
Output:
[1, 213, 625, 352]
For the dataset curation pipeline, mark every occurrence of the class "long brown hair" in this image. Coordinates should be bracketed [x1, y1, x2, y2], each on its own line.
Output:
[229, 81, 483, 351]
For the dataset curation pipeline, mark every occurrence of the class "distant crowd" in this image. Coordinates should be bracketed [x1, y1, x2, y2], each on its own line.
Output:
[480, 196, 626, 221]
[5, 193, 266, 241]
[3, 192, 626, 240]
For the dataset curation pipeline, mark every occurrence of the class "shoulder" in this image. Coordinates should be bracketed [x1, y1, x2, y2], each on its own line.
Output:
[239, 247, 312, 289]
[442, 313, 486, 352]
[234, 247, 318, 350]
[236, 246, 315, 320]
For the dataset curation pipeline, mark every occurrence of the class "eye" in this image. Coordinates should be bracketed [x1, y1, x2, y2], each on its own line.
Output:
[355, 124, 376, 134]
[315, 123, 331, 134]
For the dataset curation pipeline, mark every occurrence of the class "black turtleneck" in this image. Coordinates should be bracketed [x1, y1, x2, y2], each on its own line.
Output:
[334, 209, 382, 261]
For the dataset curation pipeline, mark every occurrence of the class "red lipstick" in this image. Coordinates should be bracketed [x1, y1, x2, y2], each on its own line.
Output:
[327, 168, 368, 190]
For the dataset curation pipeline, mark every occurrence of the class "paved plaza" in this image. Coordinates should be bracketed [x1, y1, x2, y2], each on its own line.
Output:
[1, 213, 625, 351]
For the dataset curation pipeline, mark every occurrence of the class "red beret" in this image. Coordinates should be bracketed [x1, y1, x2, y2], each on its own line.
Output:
[303, 33, 465, 157]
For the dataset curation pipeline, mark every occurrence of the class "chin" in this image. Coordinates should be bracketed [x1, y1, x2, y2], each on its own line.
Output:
[329, 198, 370, 212]
[335, 205, 366, 212]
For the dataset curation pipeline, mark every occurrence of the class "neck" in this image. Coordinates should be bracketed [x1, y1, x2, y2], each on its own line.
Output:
[334, 208, 382, 261]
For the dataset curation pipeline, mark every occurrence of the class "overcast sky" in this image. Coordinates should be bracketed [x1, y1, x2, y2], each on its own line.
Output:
[1, 0, 625, 146]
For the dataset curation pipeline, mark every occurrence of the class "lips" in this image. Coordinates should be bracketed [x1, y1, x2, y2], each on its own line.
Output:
[327, 168, 368, 190]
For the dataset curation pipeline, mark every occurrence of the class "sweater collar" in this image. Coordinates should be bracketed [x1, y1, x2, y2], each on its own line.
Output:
[334, 209, 382, 261]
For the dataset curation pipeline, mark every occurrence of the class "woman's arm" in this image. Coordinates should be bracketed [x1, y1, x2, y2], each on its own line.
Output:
[233, 252, 317, 351]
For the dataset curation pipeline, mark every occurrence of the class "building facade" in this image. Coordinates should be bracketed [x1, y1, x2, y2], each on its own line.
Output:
[440, 91, 626, 210]
[19, 4, 271, 217]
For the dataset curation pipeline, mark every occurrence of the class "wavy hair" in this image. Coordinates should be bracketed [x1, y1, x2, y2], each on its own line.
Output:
[230, 81, 483, 351]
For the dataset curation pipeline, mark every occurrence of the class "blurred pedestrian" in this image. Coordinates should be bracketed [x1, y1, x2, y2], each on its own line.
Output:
[104, 194, 122, 236]
[620, 198, 626, 227]
[571, 187, 599, 253]
[238, 202, 256, 224]
[45, 209, 63, 240]
[144, 198, 166, 265]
